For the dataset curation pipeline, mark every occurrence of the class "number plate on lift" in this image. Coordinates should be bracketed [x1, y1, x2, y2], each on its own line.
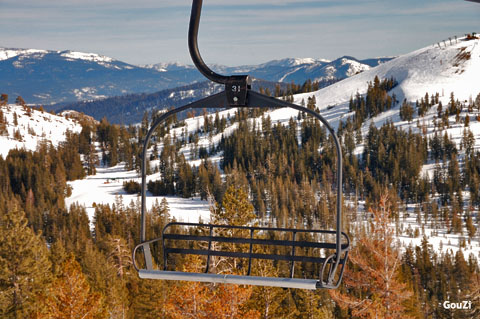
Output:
[226, 75, 251, 106]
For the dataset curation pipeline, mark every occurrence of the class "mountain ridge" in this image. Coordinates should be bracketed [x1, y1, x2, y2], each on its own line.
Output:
[294, 35, 480, 112]
[0, 47, 391, 105]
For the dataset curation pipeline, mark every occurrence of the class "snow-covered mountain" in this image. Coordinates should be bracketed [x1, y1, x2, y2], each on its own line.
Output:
[298, 36, 480, 111]
[275, 56, 391, 83]
[143, 62, 196, 72]
[145, 56, 392, 84]
[0, 46, 392, 106]
[4, 34, 478, 126]
[0, 48, 177, 105]
[51, 57, 392, 124]
[0, 103, 83, 158]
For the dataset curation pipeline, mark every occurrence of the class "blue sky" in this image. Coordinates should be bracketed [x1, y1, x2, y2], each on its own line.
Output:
[1, 0, 479, 66]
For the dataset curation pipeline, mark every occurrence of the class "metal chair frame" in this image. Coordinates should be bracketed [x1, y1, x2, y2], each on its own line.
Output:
[133, 0, 350, 289]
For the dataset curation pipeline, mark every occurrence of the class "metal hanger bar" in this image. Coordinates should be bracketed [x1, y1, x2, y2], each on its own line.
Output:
[135, 0, 350, 289]
[189, 0, 229, 84]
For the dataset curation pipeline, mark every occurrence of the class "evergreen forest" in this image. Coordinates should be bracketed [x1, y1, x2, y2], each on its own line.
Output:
[1, 79, 480, 319]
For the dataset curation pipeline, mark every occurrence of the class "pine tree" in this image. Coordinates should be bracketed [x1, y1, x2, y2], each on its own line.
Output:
[453, 250, 469, 292]
[45, 256, 106, 319]
[0, 209, 52, 318]
[164, 255, 259, 319]
[13, 129, 22, 141]
[133, 278, 170, 319]
[0, 94, 8, 106]
[246, 255, 285, 318]
[464, 274, 480, 319]
[399, 100, 414, 122]
[151, 197, 170, 223]
[15, 96, 25, 106]
[466, 214, 476, 238]
[85, 142, 99, 175]
[0, 109, 7, 136]
[214, 185, 255, 226]
[104, 236, 132, 318]
[330, 194, 414, 318]
[106, 236, 132, 278]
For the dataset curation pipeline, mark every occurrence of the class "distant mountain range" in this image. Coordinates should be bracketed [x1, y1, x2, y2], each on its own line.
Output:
[0, 47, 393, 105]
[144, 56, 393, 84]
[0, 49, 178, 105]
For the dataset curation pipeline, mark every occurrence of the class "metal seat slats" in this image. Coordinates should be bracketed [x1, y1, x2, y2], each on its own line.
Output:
[163, 231, 349, 250]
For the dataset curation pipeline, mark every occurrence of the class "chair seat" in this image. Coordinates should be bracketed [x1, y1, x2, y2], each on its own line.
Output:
[138, 270, 319, 289]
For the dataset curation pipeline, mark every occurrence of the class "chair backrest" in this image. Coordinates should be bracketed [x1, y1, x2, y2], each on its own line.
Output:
[161, 222, 350, 278]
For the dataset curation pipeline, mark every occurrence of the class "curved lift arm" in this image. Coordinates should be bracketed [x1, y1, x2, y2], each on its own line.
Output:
[136, 0, 349, 289]
[188, 0, 229, 84]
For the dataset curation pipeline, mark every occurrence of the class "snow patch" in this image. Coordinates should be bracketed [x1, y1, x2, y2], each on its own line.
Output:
[61, 51, 113, 63]
[73, 87, 107, 100]
[0, 104, 82, 158]
[65, 164, 211, 223]
[0, 48, 48, 61]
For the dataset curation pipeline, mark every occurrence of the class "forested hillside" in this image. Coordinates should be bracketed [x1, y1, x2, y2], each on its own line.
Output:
[1, 70, 480, 317]
[53, 77, 337, 124]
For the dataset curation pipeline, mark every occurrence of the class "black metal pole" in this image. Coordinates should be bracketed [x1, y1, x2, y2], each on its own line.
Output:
[189, 0, 229, 84]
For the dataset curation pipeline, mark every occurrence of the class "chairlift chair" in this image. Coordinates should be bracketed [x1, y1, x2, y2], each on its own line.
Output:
[132, 0, 350, 289]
